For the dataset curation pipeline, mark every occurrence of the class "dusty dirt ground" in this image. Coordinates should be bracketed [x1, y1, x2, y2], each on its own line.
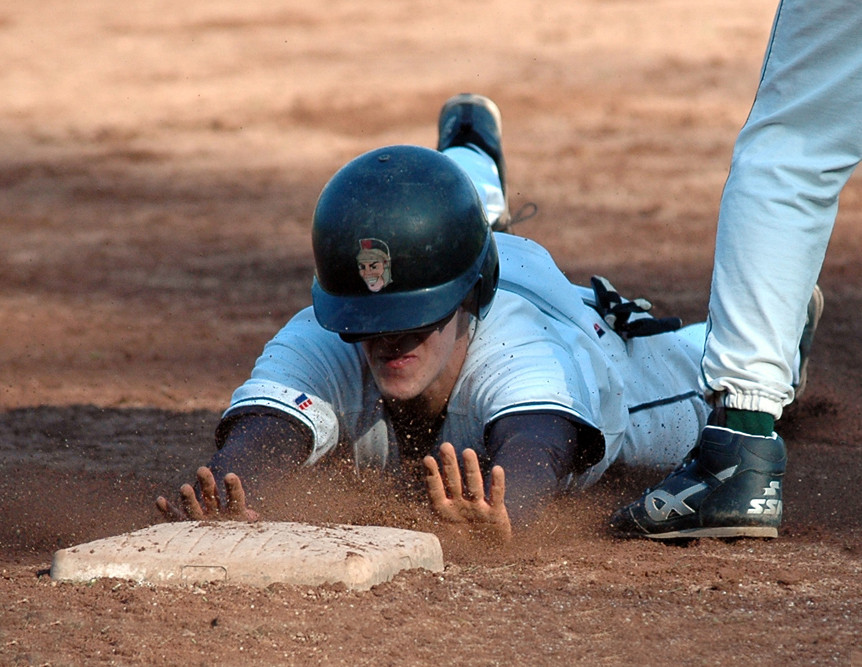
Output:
[1, 0, 860, 664]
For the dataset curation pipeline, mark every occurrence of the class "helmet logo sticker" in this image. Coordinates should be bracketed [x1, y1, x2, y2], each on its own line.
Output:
[357, 238, 392, 292]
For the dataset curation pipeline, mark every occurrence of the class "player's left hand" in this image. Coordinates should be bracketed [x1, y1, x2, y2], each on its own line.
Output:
[423, 442, 512, 543]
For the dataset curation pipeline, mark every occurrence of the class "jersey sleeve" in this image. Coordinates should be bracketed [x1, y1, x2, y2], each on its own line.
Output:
[223, 307, 366, 465]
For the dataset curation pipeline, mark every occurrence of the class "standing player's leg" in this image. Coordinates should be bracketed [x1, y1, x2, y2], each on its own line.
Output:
[703, 0, 861, 421]
[611, 0, 860, 539]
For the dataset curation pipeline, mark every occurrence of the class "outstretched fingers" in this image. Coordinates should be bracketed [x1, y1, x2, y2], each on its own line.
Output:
[155, 495, 185, 521]
[423, 455, 447, 507]
[224, 473, 260, 521]
[461, 448, 486, 501]
[155, 466, 258, 522]
[197, 466, 221, 515]
[423, 448, 463, 524]
[437, 442, 463, 501]
[488, 464, 506, 509]
[179, 482, 206, 520]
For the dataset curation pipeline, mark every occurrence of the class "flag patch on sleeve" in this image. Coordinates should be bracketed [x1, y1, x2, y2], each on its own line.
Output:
[294, 393, 313, 410]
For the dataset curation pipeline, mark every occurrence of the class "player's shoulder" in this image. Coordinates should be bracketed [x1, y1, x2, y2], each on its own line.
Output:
[495, 233, 592, 313]
[491, 233, 618, 352]
[495, 232, 573, 290]
[494, 231, 554, 264]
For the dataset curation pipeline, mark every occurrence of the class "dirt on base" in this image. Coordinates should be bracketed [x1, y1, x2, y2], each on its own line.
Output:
[1, 0, 860, 664]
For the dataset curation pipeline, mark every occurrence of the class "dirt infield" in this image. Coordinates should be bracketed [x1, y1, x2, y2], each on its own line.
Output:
[1, 0, 860, 664]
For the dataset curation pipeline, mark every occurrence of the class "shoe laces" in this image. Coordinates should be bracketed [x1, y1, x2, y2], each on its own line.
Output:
[493, 201, 538, 233]
[642, 444, 701, 494]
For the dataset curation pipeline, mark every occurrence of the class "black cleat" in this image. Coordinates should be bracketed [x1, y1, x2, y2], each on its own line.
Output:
[437, 93, 510, 230]
[609, 426, 786, 540]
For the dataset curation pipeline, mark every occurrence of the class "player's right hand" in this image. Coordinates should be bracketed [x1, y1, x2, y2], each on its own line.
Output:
[156, 466, 260, 522]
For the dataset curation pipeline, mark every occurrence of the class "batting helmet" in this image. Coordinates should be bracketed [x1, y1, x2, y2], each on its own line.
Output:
[311, 145, 499, 341]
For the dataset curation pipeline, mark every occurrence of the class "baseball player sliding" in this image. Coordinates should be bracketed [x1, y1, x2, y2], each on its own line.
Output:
[157, 94, 818, 542]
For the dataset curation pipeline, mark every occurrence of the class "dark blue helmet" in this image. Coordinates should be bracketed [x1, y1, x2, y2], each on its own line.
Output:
[311, 145, 499, 341]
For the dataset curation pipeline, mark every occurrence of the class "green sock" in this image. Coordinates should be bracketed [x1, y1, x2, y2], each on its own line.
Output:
[724, 409, 775, 437]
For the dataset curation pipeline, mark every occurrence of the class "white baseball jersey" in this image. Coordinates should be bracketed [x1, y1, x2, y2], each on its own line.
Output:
[225, 233, 709, 488]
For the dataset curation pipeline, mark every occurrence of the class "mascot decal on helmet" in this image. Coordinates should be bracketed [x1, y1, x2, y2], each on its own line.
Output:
[356, 238, 392, 292]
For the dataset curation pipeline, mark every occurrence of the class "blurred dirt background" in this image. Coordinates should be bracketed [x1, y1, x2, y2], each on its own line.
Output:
[1, 0, 860, 664]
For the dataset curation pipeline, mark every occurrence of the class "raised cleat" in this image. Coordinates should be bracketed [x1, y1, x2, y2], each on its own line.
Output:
[437, 93, 510, 230]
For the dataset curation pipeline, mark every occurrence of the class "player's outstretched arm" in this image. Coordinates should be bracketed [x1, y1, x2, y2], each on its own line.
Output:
[156, 466, 259, 522]
[423, 442, 512, 543]
[156, 409, 312, 522]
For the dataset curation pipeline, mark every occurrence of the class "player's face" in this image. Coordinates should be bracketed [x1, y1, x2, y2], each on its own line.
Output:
[360, 309, 470, 412]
